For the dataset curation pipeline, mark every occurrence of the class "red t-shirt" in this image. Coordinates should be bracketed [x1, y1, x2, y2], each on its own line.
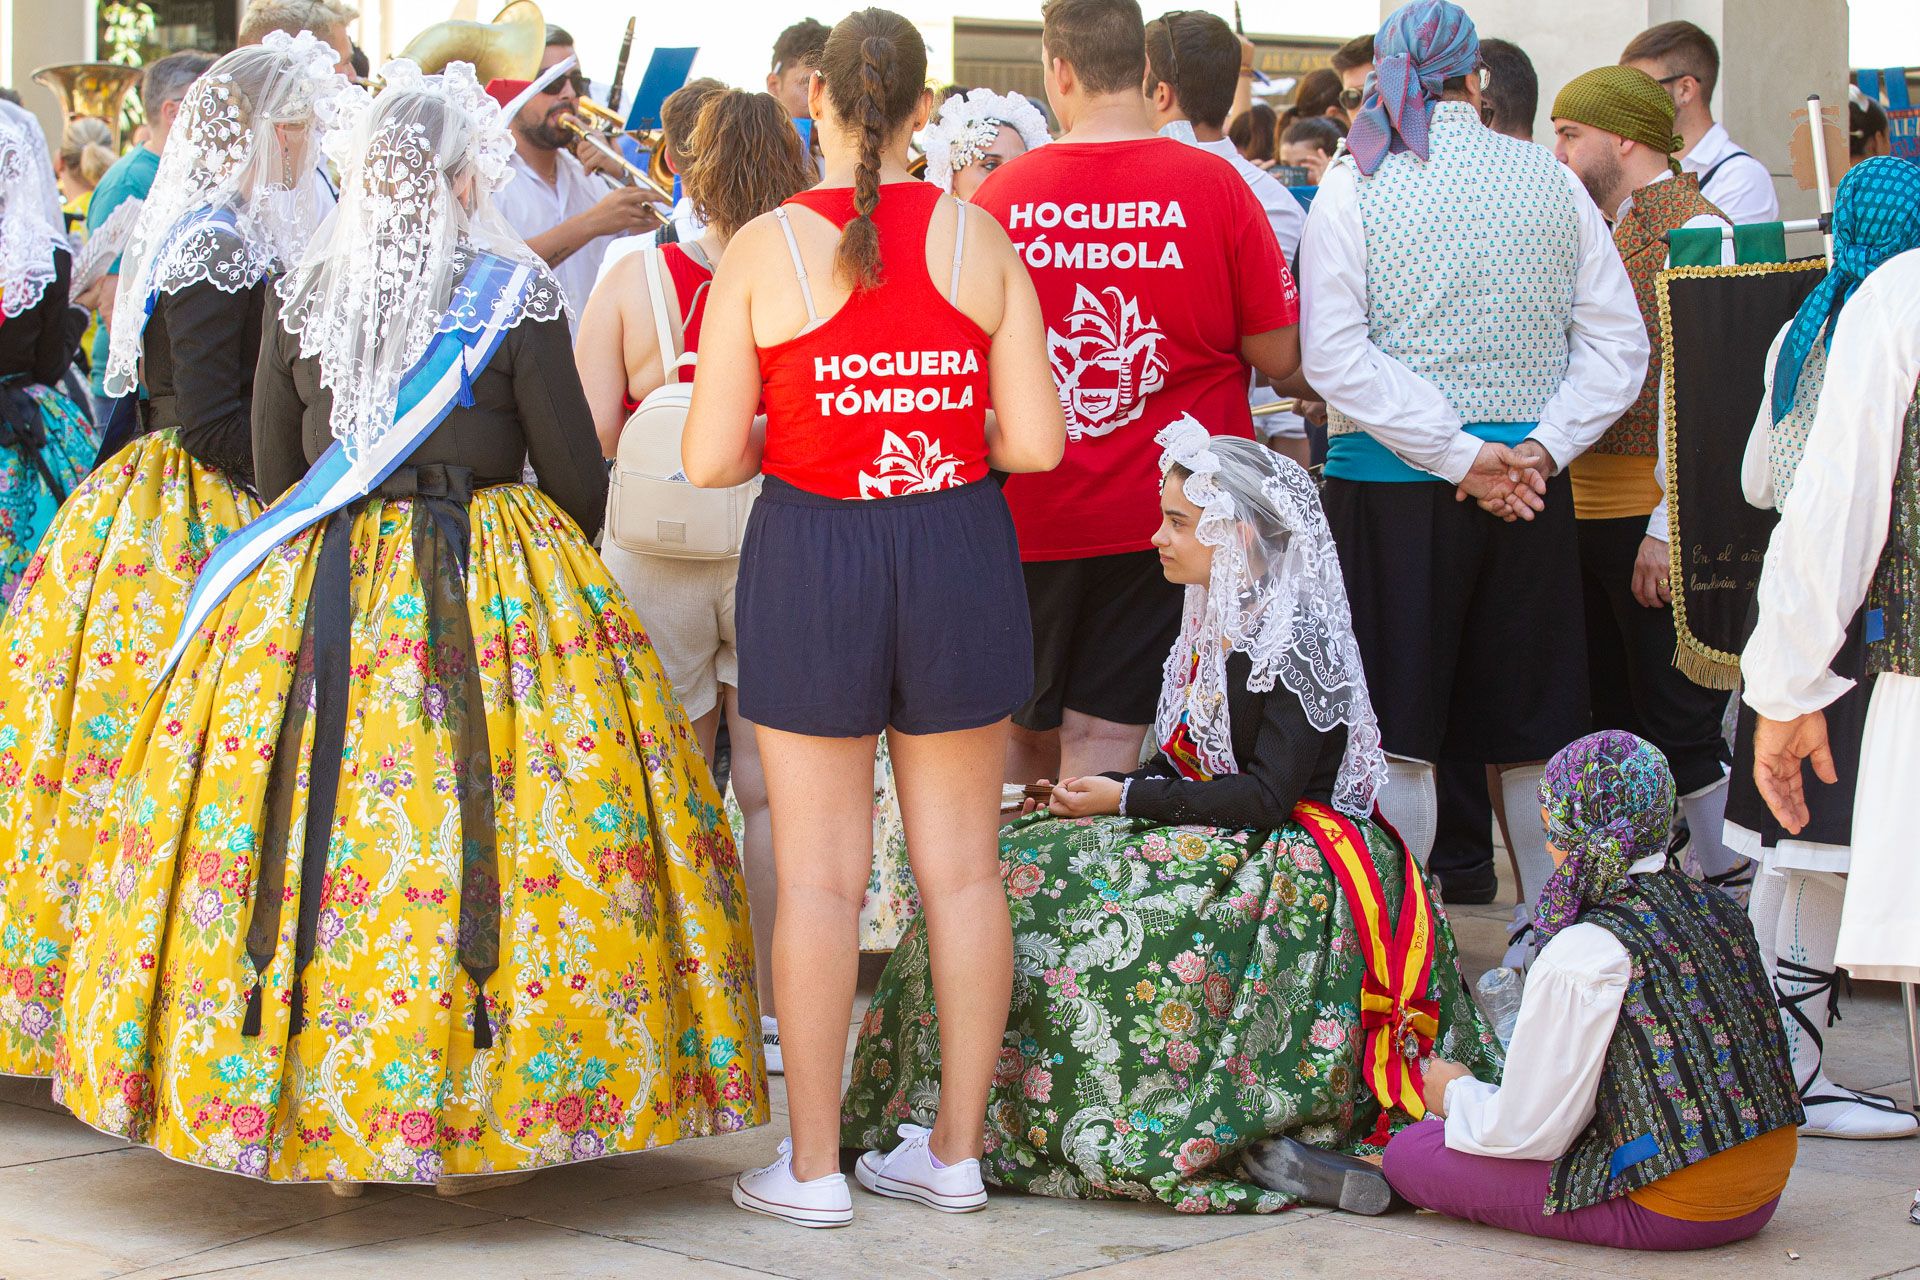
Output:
[973, 137, 1299, 560]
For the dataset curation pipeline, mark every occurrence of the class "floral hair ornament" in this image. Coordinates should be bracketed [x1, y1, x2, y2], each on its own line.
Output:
[1153, 415, 1387, 818]
[917, 88, 1051, 191]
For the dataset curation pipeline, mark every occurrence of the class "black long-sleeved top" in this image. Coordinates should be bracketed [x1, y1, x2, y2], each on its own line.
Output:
[142, 231, 266, 487]
[1110, 649, 1349, 831]
[0, 248, 79, 386]
[251, 285, 608, 540]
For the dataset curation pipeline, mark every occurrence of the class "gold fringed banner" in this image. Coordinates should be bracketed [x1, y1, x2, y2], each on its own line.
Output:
[1656, 260, 1828, 690]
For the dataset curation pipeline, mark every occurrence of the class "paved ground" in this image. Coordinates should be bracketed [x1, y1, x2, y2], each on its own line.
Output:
[4, 866, 1917, 1279]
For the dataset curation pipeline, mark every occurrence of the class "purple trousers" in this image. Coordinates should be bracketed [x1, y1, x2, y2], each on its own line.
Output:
[1382, 1120, 1780, 1251]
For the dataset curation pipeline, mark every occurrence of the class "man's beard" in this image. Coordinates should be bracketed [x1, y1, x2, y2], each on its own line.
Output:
[1578, 150, 1625, 217]
[520, 103, 573, 152]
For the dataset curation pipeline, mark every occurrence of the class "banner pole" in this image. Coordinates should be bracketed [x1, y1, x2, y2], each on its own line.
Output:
[1808, 93, 1835, 265]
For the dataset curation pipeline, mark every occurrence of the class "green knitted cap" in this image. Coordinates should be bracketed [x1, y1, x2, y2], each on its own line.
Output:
[1552, 65, 1684, 171]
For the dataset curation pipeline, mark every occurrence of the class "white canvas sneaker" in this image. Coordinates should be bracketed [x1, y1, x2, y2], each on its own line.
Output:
[854, 1123, 988, 1213]
[762, 1015, 783, 1076]
[731, 1138, 853, 1228]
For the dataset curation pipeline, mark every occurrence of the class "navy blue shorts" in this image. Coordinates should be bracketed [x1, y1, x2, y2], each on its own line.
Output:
[735, 476, 1033, 737]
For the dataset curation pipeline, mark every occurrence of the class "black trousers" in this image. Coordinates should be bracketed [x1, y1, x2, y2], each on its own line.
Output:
[1576, 515, 1730, 794]
[1431, 759, 1497, 885]
[1324, 474, 1589, 763]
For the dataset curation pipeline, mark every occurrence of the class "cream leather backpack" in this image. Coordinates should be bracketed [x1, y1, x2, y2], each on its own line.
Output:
[605, 248, 755, 559]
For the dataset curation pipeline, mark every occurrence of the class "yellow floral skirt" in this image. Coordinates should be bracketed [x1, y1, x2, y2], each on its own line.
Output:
[0, 432, 257, 1076]
[58, 480, 767, 1182]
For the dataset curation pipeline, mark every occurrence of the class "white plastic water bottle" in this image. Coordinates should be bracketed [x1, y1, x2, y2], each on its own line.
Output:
[1475, 966, 1524, 1047]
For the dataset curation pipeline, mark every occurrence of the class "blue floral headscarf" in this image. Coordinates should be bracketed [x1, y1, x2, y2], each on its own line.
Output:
[1533, 731, 1677, 945]
[1346, 0, 1481, 177]
[1771, 156, 1920, 422]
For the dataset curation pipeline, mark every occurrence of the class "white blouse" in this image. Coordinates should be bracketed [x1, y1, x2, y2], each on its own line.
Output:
[1440, 853, 1665, 1160]
[1742, 248, 1920, 721]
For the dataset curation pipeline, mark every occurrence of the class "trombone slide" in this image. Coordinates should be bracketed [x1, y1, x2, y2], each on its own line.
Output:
[560, 116, 675, 214]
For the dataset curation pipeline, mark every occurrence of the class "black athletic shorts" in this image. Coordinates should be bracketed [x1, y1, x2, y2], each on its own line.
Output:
[735, 476, 1032, 737]
[1014, 549, 1183, 733]
[1323, 473, 1590, 763]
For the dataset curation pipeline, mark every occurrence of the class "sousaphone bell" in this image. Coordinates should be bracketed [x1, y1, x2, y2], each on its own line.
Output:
[31, 62, 145, 150]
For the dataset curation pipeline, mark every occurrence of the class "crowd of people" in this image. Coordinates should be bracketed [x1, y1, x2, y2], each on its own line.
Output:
[0, 0, 1915, 1254]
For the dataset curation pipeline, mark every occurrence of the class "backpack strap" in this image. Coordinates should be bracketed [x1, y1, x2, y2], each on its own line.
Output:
[948, 198, 968, 302]
[771, 206, 821, 325]
[642, 246, 687, 387]
[1699, 149, 1754, 191]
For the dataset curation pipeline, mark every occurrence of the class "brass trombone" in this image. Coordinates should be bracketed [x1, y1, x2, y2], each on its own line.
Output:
[558, 114, 675, 213]
[571, 95, 675, 194]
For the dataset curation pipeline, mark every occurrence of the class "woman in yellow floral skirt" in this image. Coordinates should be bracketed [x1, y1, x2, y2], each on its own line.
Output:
[0, 33, 347, 1077]
[56, 61, 766, 1187]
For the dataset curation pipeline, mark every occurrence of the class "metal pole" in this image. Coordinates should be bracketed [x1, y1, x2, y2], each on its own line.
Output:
[1807, 94, 1836, 265]
[1904, 981, 1920, 1111]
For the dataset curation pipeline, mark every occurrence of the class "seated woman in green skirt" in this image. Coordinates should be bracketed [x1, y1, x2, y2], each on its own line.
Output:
[841, 417, 1501, 1214]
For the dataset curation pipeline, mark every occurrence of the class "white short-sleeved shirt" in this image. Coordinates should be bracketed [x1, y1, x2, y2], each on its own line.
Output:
[495, 149, 624, 326]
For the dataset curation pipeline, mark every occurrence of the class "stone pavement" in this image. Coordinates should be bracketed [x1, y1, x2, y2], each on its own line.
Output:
[4, 869, 1917, 1280]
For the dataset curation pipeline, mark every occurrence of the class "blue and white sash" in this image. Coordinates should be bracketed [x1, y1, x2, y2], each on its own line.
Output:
[158, 252, 534, 676]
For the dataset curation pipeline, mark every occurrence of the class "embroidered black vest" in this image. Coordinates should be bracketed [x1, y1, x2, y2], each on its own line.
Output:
[1865, 376, 1920, 677]
[1545, 868, 1803, 1214]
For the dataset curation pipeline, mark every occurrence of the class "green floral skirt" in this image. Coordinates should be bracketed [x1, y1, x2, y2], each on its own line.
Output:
[841, 812, 1503, 1213]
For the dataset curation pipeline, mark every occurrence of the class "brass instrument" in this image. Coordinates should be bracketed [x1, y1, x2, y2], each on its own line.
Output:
[399, 0, 545, 83]
[573, 96, 674, 194]
[31, 62, 145, 150]
[558, 114, 675, 213]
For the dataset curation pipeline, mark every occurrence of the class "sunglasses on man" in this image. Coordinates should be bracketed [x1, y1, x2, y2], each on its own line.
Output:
[538, 71, 590, 97]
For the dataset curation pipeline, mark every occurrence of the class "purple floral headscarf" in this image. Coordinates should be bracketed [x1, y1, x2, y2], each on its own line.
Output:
[1533, 731, 1676, 944]
[1346, 0, 1481, 176]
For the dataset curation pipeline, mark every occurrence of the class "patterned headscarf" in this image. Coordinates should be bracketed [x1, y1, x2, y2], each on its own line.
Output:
[1533, 731, 1676, 945]
[1771, 156, 1920, 422]
[1347, 0, 1480, 177]
[1550, 66, 1684, 175]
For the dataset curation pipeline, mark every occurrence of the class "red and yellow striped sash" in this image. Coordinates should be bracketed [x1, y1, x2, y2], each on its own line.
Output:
[1295, 799, 1440, 1122]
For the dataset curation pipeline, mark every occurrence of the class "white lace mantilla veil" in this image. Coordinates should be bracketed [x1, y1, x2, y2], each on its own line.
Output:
[103, 29, 347, 397]
[0, 111, 69, 319]
[1153, 415, 1388, 820]
[0, 101, 68, 238]
[274, 58, 564, 461]
[916, 88, 1051, 192]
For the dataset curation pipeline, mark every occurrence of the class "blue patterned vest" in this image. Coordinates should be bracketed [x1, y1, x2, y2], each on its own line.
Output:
[1865, 376, 1920, 676]
[1545, 868, 1803, 1214]
[1326, 102, 1581, 482]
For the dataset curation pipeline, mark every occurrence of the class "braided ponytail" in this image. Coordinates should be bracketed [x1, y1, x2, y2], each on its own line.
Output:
[818, 9, 927, 293]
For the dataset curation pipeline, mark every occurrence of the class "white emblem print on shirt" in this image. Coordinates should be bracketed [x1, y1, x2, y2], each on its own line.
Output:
[1047, 285, 1169, 440]
[858, 430, 965, 499]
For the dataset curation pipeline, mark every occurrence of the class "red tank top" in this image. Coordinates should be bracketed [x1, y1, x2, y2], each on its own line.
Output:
[663, 242, 712, 351]
[622, 243, 712, 416]
[757, 182, 992, 500]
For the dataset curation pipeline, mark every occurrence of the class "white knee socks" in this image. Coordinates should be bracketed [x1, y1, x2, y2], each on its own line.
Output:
[1376, 757, 1437, 869]
[1498, 765, 1553, 970]
[1681, 775, 1747, 882]
[1498, 765, 1554, 910]
[1772, 869, 1917, 1136]
[1775, 869, 1847, 1090]
[1747, 863, 1788, 982]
